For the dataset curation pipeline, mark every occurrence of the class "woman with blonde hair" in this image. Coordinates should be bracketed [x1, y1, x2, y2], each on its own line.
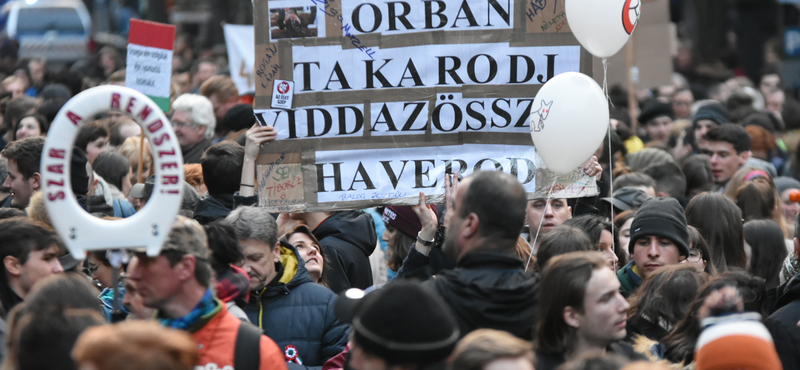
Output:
[117, 136, 153, 185]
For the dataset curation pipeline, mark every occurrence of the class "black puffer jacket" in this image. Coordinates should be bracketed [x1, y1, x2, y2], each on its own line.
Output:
[244, 242, 349, 369]
[422, 251, 539, 340]
[313, 211, 377, 293]
[764, 273, 800, 370]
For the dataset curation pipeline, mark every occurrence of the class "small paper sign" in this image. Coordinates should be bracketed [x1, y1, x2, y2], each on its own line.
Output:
[271, 80, 294, 109]
[126, 19, 176, 112]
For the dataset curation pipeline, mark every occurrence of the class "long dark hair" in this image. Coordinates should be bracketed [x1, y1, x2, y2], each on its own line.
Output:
[536, 252, 608, 355]
[13, 113, 49, 140]
[92, 151, 130, 191]
[662, 271, 767, 364]
[627, 264, 707, 333]
[685, 192, 747, 272]
[613, 210, 636, 265]
[744, 219, 788, 289]
[736, 180, 775, 221]
[687, 225, 717, 275]
[387, 230, 415, 272]
[203, 220, 245, 278]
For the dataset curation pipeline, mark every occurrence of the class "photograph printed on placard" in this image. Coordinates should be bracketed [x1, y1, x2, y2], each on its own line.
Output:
[268, 1, 325, 41]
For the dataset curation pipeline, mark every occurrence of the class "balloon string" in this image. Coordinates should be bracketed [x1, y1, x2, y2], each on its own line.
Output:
[603, 57, 614, 108]
[608, 123, 616, 271]
[525, 175, 558, 272]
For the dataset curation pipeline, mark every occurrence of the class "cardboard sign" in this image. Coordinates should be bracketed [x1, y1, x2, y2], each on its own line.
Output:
[253, 0, 598, 211]
[41, 86, 184, 257]
[126, 20, 176, 112]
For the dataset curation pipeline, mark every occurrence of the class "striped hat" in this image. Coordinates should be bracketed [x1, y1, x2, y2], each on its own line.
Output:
[695, 312, 782, 370]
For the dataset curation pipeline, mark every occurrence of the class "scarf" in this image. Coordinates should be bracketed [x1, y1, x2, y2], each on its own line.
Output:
[216, 265, 250, 304]
[158, 290, 220, 331]
[780, 252, 799, 286]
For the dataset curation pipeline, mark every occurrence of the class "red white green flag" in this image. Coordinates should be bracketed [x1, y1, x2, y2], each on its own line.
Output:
[126, 19, 175, 112]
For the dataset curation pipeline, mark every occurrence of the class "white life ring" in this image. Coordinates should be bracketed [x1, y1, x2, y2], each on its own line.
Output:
[41, 85, 184, 257]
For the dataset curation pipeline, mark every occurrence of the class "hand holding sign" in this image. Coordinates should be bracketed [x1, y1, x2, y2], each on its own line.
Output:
[566, 0, 640, 58]
[529, 72, 609, 175]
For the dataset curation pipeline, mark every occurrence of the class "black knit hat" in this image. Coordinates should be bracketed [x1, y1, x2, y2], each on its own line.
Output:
[693, 103, 730, 127]
[628, 197, 689, 256]
[335, 281, 459, 365]
[638, 101, 675, 124]
[222, 104, 256, 132]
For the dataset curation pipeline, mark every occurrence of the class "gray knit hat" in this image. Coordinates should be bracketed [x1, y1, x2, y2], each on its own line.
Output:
[775, 176, 800, 195]
[626, 148, 675, 173]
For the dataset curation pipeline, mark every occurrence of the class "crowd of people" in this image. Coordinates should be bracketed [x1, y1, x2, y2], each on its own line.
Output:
[0, 5, 799, 369]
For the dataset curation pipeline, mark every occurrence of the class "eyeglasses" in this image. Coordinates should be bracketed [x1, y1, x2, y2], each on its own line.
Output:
[684, 248, 703, 263]
[170, 118, 196, 128]
[82, 263, 99, 276]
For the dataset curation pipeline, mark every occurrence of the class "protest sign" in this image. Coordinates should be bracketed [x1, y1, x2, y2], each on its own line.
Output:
[224, 24, 257, 94]
[253, 0, 598, 212]
[41, 86, 184, 257]
[126, 19, 176, 112]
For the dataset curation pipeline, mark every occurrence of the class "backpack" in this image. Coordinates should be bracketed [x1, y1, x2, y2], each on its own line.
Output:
[234, 322, 262, 370]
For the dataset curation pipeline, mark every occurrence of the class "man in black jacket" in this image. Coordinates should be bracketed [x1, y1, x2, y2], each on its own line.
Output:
[764, 216, 800, 369]
[194, 141, 255, 224]
[422, 170, 538, 340]
[765, 272, 800, 370]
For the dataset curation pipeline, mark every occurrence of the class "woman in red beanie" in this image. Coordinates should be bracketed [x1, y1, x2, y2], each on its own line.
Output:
[381, 203, 437, 273]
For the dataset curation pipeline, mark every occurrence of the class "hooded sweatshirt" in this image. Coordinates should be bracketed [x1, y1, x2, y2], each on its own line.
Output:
[312, 210, 377, 293]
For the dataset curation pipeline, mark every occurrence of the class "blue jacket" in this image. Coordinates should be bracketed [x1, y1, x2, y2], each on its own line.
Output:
[243, 242, 349, 369]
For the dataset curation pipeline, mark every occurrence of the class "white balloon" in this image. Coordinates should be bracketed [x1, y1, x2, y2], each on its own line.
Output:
[529, 72, 609, 175]
[566, 0, 641, 58]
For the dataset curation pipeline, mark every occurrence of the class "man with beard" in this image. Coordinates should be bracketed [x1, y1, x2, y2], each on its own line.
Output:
[421, 170, 539, 340]
[226, 206, 349, 369]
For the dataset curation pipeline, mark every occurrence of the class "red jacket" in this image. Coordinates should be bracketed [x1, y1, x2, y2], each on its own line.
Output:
[192, 303, 287, 370]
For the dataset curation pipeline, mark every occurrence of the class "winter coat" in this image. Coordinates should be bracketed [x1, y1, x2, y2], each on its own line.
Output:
[313, 211, 377, 293]
[617, 260, 643, 297]
[182, 137, 213, 164]
[422, 251, 539, 340]
[244, 242, 349, 369]
[194, 193, 256, 225]
[191, 303, 287, 370]
[626, 315, 669, 343]
[764, 273, 800, 369]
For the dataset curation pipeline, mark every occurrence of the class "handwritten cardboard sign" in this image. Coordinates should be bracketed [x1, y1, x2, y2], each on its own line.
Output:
[253, 0, 597, 211]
